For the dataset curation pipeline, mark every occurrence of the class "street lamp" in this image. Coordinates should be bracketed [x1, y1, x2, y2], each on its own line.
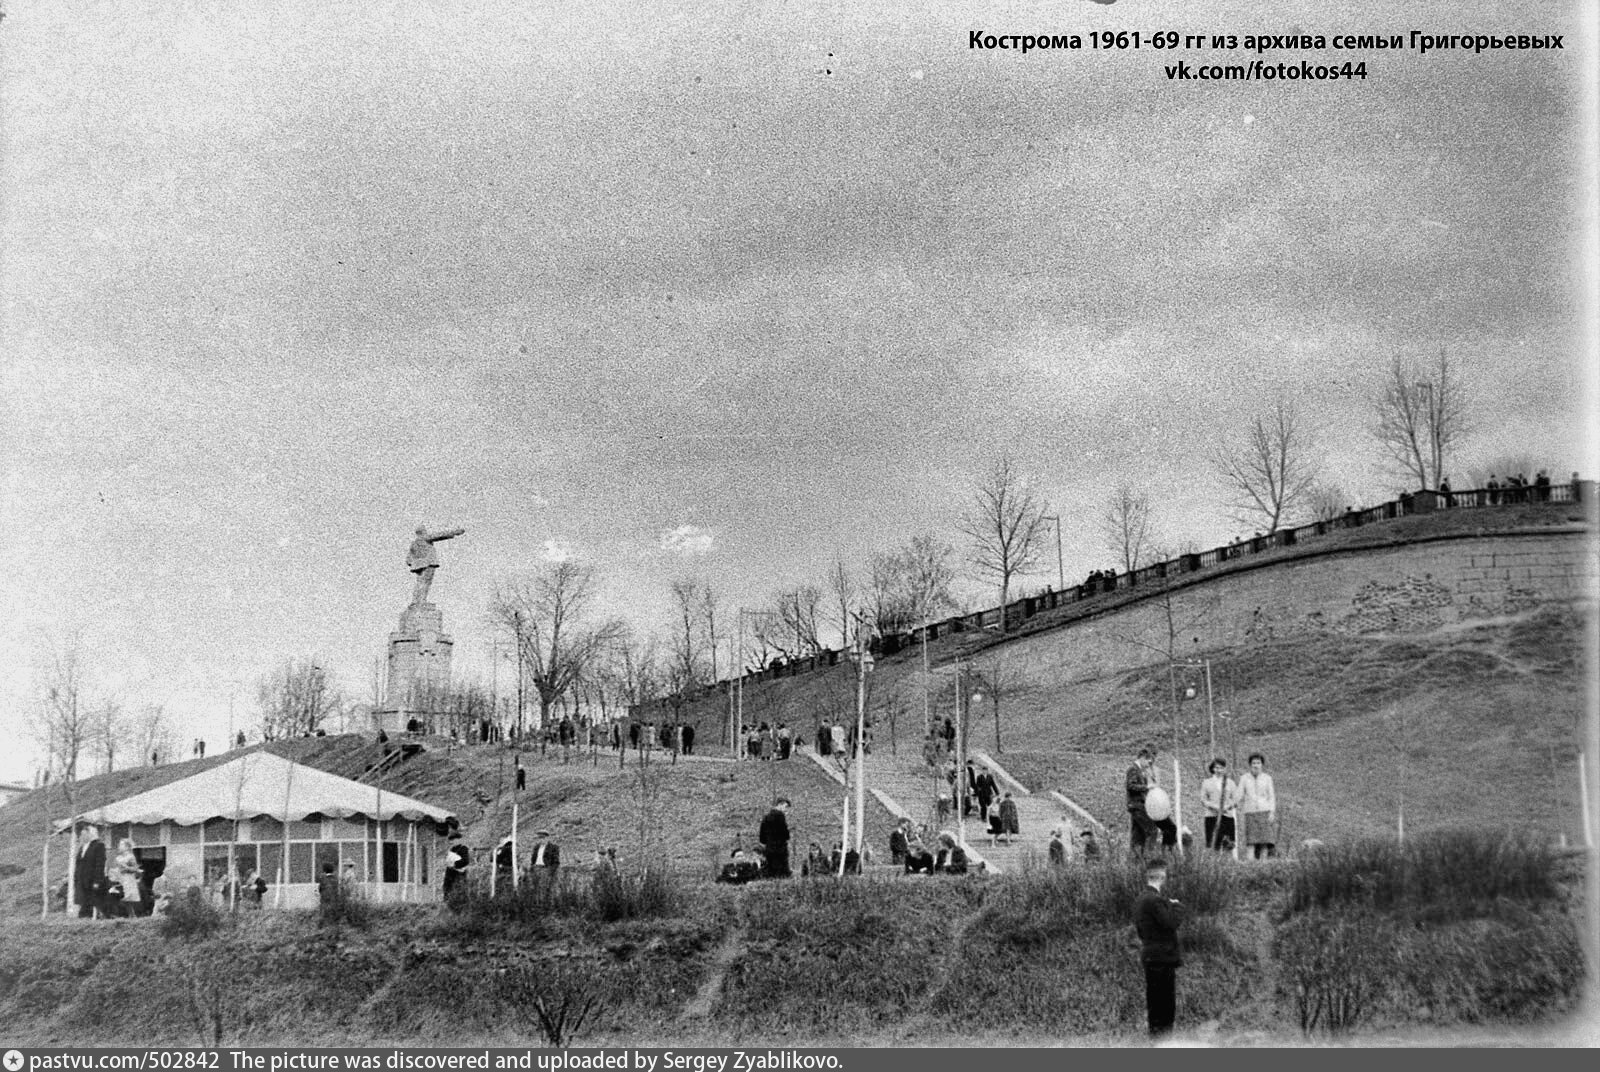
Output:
[1166, 656, 1219, 857]
[933, 665, 982, 849]
[1172, 657, 1218, 761]
[844, 614, 874, 865]
[1042, 513, 1065, 594]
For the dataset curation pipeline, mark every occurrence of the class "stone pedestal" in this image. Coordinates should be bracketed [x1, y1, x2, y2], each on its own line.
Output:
[372, 602, 453, 735]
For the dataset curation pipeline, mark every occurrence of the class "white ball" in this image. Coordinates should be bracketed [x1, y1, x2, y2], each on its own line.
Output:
[1144, 786, 1171, 822]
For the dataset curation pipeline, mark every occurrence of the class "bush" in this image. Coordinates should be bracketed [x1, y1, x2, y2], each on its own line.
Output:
[1286, 829, 1558, 920]
[986, 853, 1232, 934]
[1396, 909, 1585, 1025]
[590, 863, 680, 921]
[1274, 909, 1395, 1036]
[448, 864, 684, 929]
[159, 888, 226, 940]
[490, 962, 604, 1047]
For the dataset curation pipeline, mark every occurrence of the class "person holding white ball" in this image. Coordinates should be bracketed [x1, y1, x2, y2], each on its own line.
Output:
[1125, 747, 1178, 856]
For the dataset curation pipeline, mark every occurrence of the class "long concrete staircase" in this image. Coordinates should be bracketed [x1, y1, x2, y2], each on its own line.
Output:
[811, 746, 1107, 875]
[965, 751, 1109, 874]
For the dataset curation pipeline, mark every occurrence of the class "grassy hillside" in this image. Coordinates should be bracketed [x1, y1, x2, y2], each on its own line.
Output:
[667, 603, 1592, 850]
[0, 735, 884, 916]
[0, 840, 1585, 1047]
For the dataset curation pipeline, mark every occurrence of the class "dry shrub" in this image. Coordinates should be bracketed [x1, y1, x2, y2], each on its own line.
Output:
[1275, 909, 1395, 1036]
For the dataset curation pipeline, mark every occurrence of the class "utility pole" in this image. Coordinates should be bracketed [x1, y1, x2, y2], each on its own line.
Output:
[849, 614, 873, 858]
[1043, 513, 1065, 594]
[1203, 659, 1216, 759]
[954, 667, 981, 850]
[513, 610, 526, 740]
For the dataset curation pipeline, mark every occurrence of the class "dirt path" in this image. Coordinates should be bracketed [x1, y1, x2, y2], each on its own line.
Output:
[897, 893, 992, 1035]
[679, 926, 746, 1020]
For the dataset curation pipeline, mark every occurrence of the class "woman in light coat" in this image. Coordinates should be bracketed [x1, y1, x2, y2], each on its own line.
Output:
[113, 838, 145, 916]
[1236, 753, 1277, 859]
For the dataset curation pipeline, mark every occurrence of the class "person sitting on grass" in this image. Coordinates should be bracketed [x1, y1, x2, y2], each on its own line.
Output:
[933, 832, 969, 875]
[800, 842, 829, 876]
[717, 848, 762, 885]
[888, 817, 913, 865]
[903, 837, 936, 875]
[1080, 829, 1102, 862]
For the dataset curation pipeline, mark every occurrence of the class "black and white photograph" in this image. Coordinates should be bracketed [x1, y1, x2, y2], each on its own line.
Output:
[1, 0, 1596, 1051]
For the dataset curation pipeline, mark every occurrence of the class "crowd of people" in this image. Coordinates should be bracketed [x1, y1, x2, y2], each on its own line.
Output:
[1126, 746, 1278, 860]
[65, 823, 275, 920]
[1479, 470, 1559, 505]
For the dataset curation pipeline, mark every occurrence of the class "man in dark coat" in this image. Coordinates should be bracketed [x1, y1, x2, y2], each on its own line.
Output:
[1133, 857, 1187, 1036]
[974, 769, 996, 821]
[316, 863, 339, 905]
[74, 824, 107, 919]
[758, 798, 792, 878]
[681, 723, 695, 755]
[529, 832, 561, 872]
[443, 838, 470, 906]
[1126, 748, 1170, 855]
[888, 817, 913, 865]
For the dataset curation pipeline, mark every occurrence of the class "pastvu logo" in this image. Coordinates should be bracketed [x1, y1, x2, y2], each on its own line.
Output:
[4, 1049, 25, 1072]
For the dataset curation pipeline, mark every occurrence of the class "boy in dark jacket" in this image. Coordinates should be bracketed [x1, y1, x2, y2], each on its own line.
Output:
[1133, 857, 1186, 1036]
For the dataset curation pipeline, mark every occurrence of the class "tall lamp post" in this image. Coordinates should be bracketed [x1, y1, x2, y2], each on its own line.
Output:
[1042, 513, 1065, 594]
[1167, 657, 1219, 858]
[933, 665, 982, 849]
[844, 614, 874, 866]
[1173, 657, 1218, 759]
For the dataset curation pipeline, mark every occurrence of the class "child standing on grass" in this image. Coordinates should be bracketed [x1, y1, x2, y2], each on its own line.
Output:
[1237, 753, 1277, 859]
[1133, 857, 1186, 1036]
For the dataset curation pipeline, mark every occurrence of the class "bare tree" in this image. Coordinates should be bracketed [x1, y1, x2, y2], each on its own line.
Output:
[957, 455, 1049, 632]
[701, 582, 723, 685]
[256, 658, 342, 741]
[865, 535, 957, 638]
[900, 534, 959, 625]
[773, 584, 824, 656]
[981, 649, 1031, 754]
[1216, 398, 1320, 534]
[491, 561, 626, 731]
[668, 577, 710, 692]
[598, 628, 662, 740]
[1466, 454, 1549, 489]
[1374, 350, 1469, 490]
[1102, 483, 1155, 574]
[92, 699, 128, 775]
[1307, 482, 1349, 523]
[865, 551, 917, 637]
[405, 679, 494, 739]
[134, 704, 178, 766]
[824, 557, 858, 650]
[32, 633, 98, 814]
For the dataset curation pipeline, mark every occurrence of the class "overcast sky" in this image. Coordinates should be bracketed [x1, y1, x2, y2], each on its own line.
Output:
[3, 0, 1594, 782]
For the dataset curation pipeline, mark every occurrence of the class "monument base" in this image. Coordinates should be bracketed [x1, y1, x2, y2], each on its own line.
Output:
[380, 600, 454, 734]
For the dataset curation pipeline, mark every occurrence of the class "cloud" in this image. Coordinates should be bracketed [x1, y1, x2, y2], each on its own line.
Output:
[659, 525, 715, 557]
[541, 539, 574, 563]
